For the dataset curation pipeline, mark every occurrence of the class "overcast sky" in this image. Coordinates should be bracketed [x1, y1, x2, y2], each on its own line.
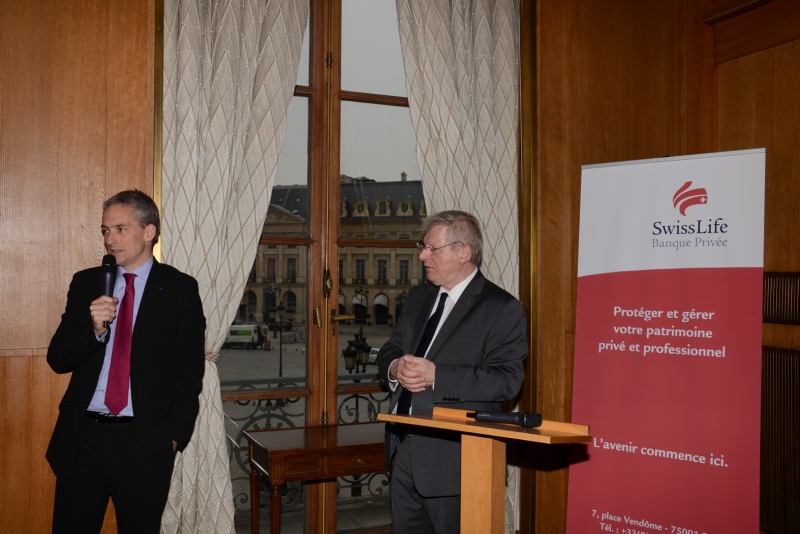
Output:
[274, 0, 421, 186]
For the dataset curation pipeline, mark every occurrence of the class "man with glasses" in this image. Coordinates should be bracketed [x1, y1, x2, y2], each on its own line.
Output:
[377, 210, 527, 533]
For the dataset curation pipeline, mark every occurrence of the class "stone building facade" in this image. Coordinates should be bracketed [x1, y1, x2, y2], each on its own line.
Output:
[235, 177, 427, 327]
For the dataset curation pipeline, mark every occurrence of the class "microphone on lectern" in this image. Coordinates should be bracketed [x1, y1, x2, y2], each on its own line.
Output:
[466, 411, 543, 428]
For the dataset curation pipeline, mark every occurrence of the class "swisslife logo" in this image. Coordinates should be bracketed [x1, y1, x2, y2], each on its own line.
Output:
[672, 181, 708, 215]
[651, 181, 728, 250]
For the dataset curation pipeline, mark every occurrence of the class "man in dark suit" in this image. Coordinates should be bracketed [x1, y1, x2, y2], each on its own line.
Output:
[46, 190, 206, 533]
[377, 210, 528, 533]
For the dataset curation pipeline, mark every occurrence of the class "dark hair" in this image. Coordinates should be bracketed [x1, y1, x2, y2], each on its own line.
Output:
[421, 210, 483, 268]
[103, 190, 160, 246]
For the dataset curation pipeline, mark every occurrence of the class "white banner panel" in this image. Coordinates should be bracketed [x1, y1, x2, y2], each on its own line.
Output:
[578, 149, 765, 277]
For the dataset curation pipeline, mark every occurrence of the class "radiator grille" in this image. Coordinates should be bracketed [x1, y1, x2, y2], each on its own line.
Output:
[760, 347, 800, 534]
[763, 273, 800, 324]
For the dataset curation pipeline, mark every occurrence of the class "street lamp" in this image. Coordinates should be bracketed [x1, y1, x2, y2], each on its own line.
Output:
[353, 286, 369, 335]
[265, 285, 287, 377]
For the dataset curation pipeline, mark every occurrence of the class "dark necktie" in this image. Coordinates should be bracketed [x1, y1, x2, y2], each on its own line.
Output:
[105, 273, 135, 415]
[397, 292, 449, 415]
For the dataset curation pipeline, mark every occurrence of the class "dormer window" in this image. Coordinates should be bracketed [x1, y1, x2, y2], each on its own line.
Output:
[397, 200, 413, 216]
[353, 200, 369, 217]
[376, 198, 391, 216]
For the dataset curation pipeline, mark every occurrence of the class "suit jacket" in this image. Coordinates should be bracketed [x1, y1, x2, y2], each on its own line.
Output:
[46, 260, 206, 478]
[377, 270, 527, 497]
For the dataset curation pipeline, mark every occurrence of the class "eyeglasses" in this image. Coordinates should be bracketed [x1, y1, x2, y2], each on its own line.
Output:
[416, 241, 464, 255]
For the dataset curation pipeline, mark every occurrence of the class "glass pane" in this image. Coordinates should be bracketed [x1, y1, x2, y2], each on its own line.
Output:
[339, 101, 424, 237]
[221, 245, 310, 531]
[296, 19, 310, 87]
[336, 246, 425, 388]
[224, 397, 308, 530]
[341, 0, 407, 97]
[220, 244, 309, 390]
[271, 96, 310, 236]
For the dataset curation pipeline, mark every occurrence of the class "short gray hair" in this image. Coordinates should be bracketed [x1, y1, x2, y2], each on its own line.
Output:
[421, 210, 482, 268]
[103, 190, 160, 246]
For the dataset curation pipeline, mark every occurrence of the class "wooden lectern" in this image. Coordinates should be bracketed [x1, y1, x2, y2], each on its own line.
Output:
[378, 408, 591, 534]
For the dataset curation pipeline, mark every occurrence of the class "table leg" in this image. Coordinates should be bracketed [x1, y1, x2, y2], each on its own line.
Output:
[270, 484, 282, 534]
[250, 464, 260, 534]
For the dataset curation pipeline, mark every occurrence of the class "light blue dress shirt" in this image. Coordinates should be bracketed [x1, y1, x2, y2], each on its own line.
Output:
[88, 256, 154, 415]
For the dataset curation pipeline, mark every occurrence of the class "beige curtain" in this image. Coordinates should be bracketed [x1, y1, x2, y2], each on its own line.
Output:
[396, 0, 520, 295]
[396, 1, 521, 531]
[160, 0, 309, 531]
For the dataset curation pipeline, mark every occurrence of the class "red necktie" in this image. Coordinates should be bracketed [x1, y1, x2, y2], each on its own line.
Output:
[105, 273, 135, 415]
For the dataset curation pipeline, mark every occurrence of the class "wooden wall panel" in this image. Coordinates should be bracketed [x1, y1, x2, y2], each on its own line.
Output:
[719, 38, 800, 352]
[532, 2, 570, 533]
[0, 356, 32, 533]
[528, 1, 692, 532]
[718, 39, 800, 274]
[714, 0, 800, 64]
[0, 0, 154, 531]
[107, 0, 155, 194]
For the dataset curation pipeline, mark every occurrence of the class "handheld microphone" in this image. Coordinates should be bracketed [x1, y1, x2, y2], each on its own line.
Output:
[467, 411, 542, 428]
[101, 254, 116, 328]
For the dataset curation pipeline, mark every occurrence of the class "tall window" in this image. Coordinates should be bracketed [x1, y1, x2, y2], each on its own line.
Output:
[247, 291, 257, 318]
[377, 259, 387, 284]
[223, 2, 424, 531]
[286, 258, 296, 283]
[286, 291, 297, 313]
[398, 259, 409, 284]
[355, 259, 366, 283]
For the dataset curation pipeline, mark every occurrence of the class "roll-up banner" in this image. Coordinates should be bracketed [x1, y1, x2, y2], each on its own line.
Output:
[566, 149, 765, 534]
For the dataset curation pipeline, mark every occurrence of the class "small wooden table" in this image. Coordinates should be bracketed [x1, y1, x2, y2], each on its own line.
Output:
[244, 422, 386, 534]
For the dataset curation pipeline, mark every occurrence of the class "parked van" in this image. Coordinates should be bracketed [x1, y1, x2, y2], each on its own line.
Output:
[222, 325, 265, 349]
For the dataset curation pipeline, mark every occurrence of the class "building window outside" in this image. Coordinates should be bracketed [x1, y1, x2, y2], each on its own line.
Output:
[399, 233, 409, 240]
[397, 201, 412, 216]
[247, 291, 257, 318]
[354, 201, 369, 217]
[377, 259, 387, 284]
[267, 259, 276, 282]
[287, 245, 297, 250]
[287, 258, 297, 283]
[267, 244, 277, 249]
[355, 259, 366, 283]
[339, 258, 344, 281]
[398, 259, 409, 284]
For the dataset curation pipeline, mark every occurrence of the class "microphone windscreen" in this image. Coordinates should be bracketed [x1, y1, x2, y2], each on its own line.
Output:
[102, 254, 116, 269]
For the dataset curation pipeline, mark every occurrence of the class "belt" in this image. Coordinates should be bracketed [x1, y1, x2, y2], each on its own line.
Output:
[84, 410, 135, 423]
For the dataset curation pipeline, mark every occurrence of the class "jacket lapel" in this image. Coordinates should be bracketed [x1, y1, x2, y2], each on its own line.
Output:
[132, 260, 164, 346]
[409, 289, 438, 355]
[426, 271, 485, 361]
